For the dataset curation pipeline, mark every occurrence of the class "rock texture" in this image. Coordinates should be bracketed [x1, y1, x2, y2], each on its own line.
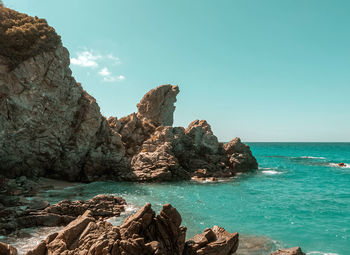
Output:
[270, 247, 306, 255]
[26, 203, 240, 255]
[0, 5, 258, 182]
[0, 241, 17, 255]
[0, 189, 126, 235]
[137, 84, 179, 126]
[184, 226, 239, 255]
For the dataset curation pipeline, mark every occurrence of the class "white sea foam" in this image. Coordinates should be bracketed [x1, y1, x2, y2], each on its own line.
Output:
[300, 156, 326, 159]
[262, 170, 283, 175]
[329, 163, 350, 168]
[307, 251, 339, 255]
[3, 226, 63, 255]
[107, 203, 139, 226]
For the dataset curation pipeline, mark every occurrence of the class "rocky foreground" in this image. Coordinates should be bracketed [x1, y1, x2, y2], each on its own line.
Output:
[0, 193, 305, 255]
[0, 5, 257, 182]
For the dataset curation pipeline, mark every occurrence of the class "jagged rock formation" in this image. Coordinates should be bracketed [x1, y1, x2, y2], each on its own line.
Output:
[0, 6, 258, 182]
[26, 203, 239, 255]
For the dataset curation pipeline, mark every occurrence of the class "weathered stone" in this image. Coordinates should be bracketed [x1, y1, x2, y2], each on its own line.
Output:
[0, 241, 17, 255]
[137, 84, 179, 126]
[27, 203, 187, 255]
[184, 226, 239, 255]
[270, 247, 306, 255]
[223, 137, 258, 172]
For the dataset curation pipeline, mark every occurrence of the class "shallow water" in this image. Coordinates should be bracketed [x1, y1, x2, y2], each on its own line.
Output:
[6, 143, 350, 255]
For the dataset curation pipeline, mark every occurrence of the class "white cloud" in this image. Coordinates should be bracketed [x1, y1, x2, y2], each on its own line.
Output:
[71, 49, 125, 83]
[98, 67, 111, 77]
[71, 51, 101, 68]
[98, 67, 125, 83]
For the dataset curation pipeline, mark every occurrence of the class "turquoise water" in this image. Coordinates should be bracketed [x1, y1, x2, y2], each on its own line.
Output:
[44, 143, 350, 255]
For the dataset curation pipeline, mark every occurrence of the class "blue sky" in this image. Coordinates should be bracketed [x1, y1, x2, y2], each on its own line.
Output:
[5, 0, 350, 142]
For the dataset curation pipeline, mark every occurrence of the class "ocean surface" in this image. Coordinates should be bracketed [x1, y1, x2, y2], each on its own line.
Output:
[4, 143, 350, 255]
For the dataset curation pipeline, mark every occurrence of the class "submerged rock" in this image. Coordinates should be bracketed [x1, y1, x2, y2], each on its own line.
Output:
[270, 247, 306, 255]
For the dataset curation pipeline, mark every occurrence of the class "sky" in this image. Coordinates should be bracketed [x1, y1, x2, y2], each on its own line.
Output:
[4, 0, 350, 142]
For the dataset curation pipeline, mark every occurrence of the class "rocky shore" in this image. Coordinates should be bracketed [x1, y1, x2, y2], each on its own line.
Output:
[0, 187, 305, 255]
[0, 5, 306, 255]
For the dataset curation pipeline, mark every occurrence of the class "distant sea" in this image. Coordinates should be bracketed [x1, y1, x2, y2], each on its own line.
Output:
[5, 143, 350, 255]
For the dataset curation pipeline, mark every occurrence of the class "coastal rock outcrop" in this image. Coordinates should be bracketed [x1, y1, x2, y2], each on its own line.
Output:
[0, 5, 257, 182]
[26, 202, 239, 255]
[0, 5, 127, 181]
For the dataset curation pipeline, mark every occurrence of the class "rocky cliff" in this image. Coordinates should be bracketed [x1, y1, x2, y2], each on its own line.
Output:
[0, 6, 258, 182]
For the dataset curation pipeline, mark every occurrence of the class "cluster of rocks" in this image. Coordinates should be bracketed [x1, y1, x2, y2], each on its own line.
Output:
[0, 176, 125, 235]
[0, 199, 305, 255]
[0, 5, 257, 183]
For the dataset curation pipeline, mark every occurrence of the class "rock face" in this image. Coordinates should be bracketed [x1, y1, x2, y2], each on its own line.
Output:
[137, 84, 179, 126]
[270, 247, 306, 255]
[0, 5, 258, 182]
[26, 203, 239, 255]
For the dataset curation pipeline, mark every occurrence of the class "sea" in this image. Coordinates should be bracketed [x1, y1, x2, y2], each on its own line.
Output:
[3, 143, 350, 255]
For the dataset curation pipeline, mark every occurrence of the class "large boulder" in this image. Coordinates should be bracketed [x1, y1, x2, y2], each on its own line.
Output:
[137, 84, 179, 126]
[223, 137, 258, 172]
[184, 226, 239, 255]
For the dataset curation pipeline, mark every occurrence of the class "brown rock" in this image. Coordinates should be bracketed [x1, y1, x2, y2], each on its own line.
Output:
[270, 247, 306, 255]
[27, 203, 187, 255]
[223, 138, 258, 172]
[184, 225, 239, 255]
[0, 241, 17, 255]
[137, 84, 179, 126]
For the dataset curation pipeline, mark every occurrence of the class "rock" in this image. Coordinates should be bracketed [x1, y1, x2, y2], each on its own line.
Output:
[0, 5, 258, 182]
[28, 203, 187, 255]
[0, 194, 126, 235]
[26, 197, 49, 210]
[137, 84, 179, 126]
[185, 120, 220, 155]
[0, 6, 127, 181]
[223, 138, 258, 172]
[0, 241, 17, 255]
[270, 247, 306, 255]
[43, 194, 126, 218]
[184, 226, 239, 255]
